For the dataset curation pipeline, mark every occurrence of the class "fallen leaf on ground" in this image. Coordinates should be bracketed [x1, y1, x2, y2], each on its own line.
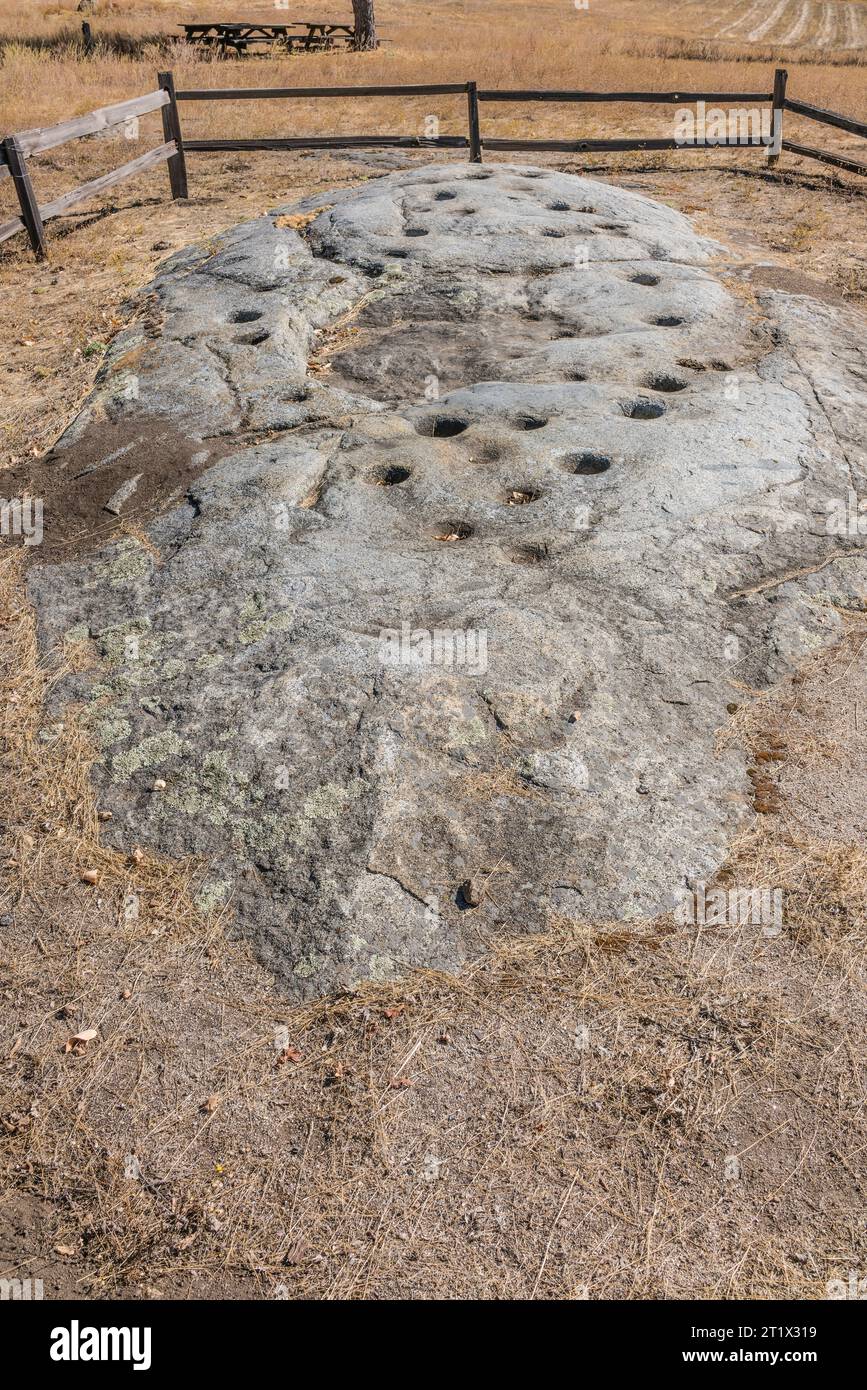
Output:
[63, 1028, 98, 1054]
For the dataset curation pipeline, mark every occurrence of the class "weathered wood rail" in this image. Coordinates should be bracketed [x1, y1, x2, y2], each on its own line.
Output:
[0, 74, 186, 260]
[2, 68, 865, 260]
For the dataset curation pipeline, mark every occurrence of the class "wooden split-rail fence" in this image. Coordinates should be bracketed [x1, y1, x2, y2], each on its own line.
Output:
[2, 68, 866, 261]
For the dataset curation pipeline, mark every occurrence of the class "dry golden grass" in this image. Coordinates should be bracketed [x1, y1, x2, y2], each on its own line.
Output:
[2, 0, 867, 1302]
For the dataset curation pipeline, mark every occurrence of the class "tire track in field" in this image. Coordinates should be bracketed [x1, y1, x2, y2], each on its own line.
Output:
[747, 0, 795, 40]
[814, 1, 841, 45]
[842, 2, 866, 47]
[715, 0, 767, 39]
[778, 0, 812, 43]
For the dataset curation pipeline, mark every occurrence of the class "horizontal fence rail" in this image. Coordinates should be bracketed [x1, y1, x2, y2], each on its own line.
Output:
[183, 136, 470, 151]
[781, 140, 867, 177]
[176, 83, 470, 99]
[2, 68, 865, 260]
[476, 89, 774, 103]
[483, 136, 772, 152]
[14, 90, 170, 159]
[784, 98, 867, 140]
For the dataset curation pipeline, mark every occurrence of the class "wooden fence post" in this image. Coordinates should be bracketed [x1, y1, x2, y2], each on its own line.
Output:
[467, 81, 482, 163]
[768, 67, 787, 166]
[2, 135, 46, 261]
[158, 71, 189, 199]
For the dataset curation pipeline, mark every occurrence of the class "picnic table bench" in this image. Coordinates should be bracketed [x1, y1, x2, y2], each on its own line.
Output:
[179, 21, 359, 55]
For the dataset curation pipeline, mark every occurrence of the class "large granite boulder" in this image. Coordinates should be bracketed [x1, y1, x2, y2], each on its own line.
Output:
[27, 164, 867, 995]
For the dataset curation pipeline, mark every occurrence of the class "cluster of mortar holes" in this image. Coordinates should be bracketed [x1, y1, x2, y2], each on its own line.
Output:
[415, 415, 470, 438]
[513, 414, 548, 431]
[229, 309, 264, 324]
[368, 463, 412, 487]
[509, 542, 548, 565]
[432, 519, 474, 542]
[234, 328, 270, 346]
[434, 190, 457, 200]
[621, 398, 666, 420]
[503, 486, 541, 506]
[563, 451, 611, 475]
[649, 314, 684, 328]
[404, 227, 429, 237]
[630, 272, 660, 287]
[643, 372, 688, 393]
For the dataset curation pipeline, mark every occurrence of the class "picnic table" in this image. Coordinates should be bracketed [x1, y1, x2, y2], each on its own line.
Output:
[179, 20, 358, 55]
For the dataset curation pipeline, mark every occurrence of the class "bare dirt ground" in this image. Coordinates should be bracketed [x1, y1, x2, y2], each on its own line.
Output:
[1, 0, 866, 1302]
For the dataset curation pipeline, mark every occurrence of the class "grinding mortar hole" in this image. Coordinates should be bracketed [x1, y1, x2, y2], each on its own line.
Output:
[368, 464, 412, 486]
[542, 228, 566, 238]
[599, 222, 628, 232]
[432, 519, 474, 541]
[416, 415, 470, 438]
[563, 452, 611, 475]
[503, 486, 541, 506]
[643, 372, 688, 392]
[649, 314, 684, 328]
[621, 398, 666, 420]
[566, 370, 588, 382]
[677, 357, 730, 371]
[467, 171, 493, 180]
[404, 227, 429, 237]
[234, 329, 271, 345]
[229, 309, 264, 324]
[434, 190, 457, 200]
[547, 200, 571, 211]
[509, 542, 548, 565]
[513, 414, 548, 431]
[630, 272, 660, 286]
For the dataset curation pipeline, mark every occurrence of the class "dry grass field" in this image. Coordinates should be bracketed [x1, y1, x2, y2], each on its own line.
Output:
[1, 0, 866, 1302]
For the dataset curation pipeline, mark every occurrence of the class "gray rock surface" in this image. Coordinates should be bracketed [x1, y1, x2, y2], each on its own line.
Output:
[29, 164, 867, 996]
